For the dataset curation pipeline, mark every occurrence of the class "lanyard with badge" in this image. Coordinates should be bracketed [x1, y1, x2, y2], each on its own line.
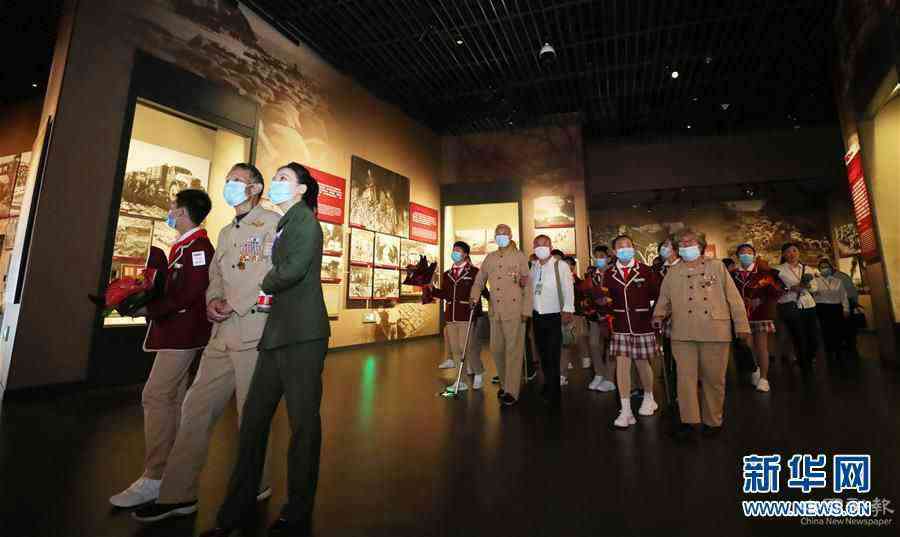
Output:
[535, 264, 544, 296]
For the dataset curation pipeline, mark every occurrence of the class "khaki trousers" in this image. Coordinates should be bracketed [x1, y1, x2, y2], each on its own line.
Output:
[490, 318, 525, 399]
[445, 320, 484, 374]
[142, 349, 200, 479]
[671, 341, 730, 427]
[157, 338, 272, 502]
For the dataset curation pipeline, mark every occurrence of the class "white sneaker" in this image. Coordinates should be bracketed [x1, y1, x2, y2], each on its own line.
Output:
[110, 477, 161, 508]
[756, 378, 771, 392]
[751, 367, 761, 387]
[588, 375, 603, 390]
[438, 359, 456, 369]
[638, 396, 658, 416]
[567, 362, 574, 370]
[448, 381, 468, 392]
[597, 380, 616, 392]
[560, 375, 569, 386]
[472, 374, 483, 390]
[466, 364, 474, 375]
[582, 357, 592, 369]
[614, 410, 636, 428]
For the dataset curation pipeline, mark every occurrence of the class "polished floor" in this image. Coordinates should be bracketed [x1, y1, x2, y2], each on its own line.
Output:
[1, 334, 898, 537]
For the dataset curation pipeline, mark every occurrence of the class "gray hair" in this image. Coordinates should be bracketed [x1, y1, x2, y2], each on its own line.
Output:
[675, 228, 707, 251]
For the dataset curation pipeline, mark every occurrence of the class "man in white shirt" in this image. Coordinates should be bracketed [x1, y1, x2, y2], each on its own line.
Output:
[530, 234, 575, 407]
[773, 243, 820, 372]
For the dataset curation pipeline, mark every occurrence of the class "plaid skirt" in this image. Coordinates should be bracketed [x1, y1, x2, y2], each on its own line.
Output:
[750, 320, 776, 334]
[610, 332, 658, 361]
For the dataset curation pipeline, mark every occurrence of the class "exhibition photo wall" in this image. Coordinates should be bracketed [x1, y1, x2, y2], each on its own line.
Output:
[0, 152, 30, 308]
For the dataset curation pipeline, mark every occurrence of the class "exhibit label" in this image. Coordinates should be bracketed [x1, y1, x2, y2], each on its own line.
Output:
[308, 166, 346, 226]
[409, 202, 438, 244]
[843, 146, 878, 262]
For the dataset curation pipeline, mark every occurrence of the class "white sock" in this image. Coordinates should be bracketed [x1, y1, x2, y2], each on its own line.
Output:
[643, 391, 655, 401]
[620, 399, 632, 414]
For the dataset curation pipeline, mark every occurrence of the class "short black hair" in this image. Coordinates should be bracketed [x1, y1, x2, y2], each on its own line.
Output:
[551, 249, 564, 258]
[593, 244, 608, 255]
[175, 189, 212, 225]
[612, 234, 633, 249]
[452, 241, 470, 255]
[736, 243, 756, 254]
[781, 242, 801, 254]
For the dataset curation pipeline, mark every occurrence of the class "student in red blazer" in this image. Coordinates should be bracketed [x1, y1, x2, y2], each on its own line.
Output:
[110, 189, 215, 508]
[731, 243, 785, 393]
[424, 240, 488, 391]
[604, 235, 661, 429]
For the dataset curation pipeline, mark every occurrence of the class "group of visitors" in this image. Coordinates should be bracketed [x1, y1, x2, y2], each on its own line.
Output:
[430, 225, 862, 439]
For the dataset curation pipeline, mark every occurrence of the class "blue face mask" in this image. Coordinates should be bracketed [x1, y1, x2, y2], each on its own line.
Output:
[679, 245, 701, 262]
[616, 247, 635, 263]
[166, 211, 178, 229]
[223, 180, 249, 207]
[659, 245, 672, 259]
[594, 258, 607, 269]
[739, 253, 755, 267]
[495, 234, 510, 248]
[451, 251, 464, 264]
[268, 181, 295, 205]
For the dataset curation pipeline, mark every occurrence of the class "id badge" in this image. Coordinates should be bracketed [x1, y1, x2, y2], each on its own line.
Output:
[535, 282, 543, 296]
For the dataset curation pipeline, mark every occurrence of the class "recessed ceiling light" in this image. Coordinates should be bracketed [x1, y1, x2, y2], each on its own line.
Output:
[720, 103, 730, 110]
[704, 56, 713, 64]
[686, 124, 692, 129]
[455, 38, 464, 46]
[671, 70, 679, 79]
[692, 96, 699, 102]
[31, 83, 38, 88]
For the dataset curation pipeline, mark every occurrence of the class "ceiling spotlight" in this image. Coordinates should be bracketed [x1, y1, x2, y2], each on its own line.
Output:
[455, 38, 464, 46]
[686, 124, 692, 129]
[31, 83, 38, 88]
[671, 70, 679, 79]
[720, 103, 730, 111]
[704, 56, 713, 64]
[539, 42, 557, 66]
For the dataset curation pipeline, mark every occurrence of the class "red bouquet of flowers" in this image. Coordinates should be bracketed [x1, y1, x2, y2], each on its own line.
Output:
[402, 255, 437, 287]
[89, 268, 159, 317]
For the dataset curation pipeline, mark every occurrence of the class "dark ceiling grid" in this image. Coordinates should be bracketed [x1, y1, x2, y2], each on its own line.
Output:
[244, 0, 837, 138]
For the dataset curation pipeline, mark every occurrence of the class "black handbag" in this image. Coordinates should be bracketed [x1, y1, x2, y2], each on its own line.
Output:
[733, 339, 757, 373]
[851, 307, 867, 330]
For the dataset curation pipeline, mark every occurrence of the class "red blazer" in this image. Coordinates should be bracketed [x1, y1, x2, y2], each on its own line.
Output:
[604, 261, 660, 335]
[424, 263, 485, 322]
[731, 264, 785, 322]
[579, 266, 612, 322]
[144, 232, 215, 352]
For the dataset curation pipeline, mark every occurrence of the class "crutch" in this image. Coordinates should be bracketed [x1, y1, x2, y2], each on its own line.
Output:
[440, 306, 477, 398]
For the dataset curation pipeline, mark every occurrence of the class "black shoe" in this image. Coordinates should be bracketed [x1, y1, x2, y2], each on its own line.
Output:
[500, 393, 518, 406]
[670, 423, 698, 443]
[199, 528, 236, 537]
[491, 375, 500, 384]
[701, 425, 723, 438]
[526, 362, 538, 381]
[269, 517, 311, 537]
[496, 388, 506, 400]
[132, 501, 198, 522]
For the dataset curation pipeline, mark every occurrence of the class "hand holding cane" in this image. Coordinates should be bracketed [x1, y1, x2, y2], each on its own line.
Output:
[441, 306, 477, 398]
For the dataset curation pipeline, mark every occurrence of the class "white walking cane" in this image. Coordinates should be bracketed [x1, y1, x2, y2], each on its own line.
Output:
[440, 306, 477, 398]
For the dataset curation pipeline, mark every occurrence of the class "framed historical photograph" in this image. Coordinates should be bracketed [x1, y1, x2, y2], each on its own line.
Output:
[321, 222, 343, 256]
[400, 239, 438, 295]
[323, 284, 341, 317]
[374, 233, 401, 268]
[534, 195, 576, 228]
[321, 256, 342, 283]
[544, 227, 576, 256]
[2, 217, 17, 250]
[348, 265, 373, 299]
[455, 229, 486, 255]
[151, 220, 180, 253]
[350, 228, 375, 266]
[112, 215, 154, 260]
[11, 151, 30, 214]
[121, 139, 211, 220]
[0, 154, 17, 219]
[373, 268, 400, 300]
[349, 156, 410, 237]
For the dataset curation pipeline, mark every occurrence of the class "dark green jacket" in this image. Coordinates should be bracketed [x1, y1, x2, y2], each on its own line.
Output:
[259, 202, 331, 350]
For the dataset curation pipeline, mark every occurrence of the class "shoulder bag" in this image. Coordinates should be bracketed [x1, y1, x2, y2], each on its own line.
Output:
[554, 260, 577, 347]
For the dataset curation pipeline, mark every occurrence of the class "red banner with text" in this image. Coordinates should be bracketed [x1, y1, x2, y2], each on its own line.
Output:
[844, 147, 878, 262]
[409, 202, 438, 244]
[308, 166, 345, 225]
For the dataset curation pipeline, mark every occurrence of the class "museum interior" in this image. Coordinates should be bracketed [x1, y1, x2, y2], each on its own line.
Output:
[1, 1, 899, 536]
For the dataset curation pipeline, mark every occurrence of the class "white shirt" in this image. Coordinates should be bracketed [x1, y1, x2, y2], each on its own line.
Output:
[774, 262, 818, 309]
[530, 257, 575, 315]
[177, 226, 202, 243]
[813, 274, 850, 313]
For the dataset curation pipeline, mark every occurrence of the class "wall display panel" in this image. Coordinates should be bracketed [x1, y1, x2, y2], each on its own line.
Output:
[321, 255, 342, 283]
[349, 155, 410, 237]
[409, 202, 438, 244]
[121, 139, 211, 220]
[11, 151, 30, 215]
[348, 265, 373, 299]
[543, 227, 577, 256]
[534, 195, 576, 229]
[350, 228, 375, 266]
[374, 233, 401, 268]
[2, 218, 17, 250]
[0, 155, 17, 218]
[400, 239, 438, 296]
[372, 268, 400, 300]
[455, 229, 486, 255]
[321, 222, 343, 256]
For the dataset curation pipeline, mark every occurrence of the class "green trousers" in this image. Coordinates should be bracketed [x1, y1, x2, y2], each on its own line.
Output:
[217, 338, 328, 527]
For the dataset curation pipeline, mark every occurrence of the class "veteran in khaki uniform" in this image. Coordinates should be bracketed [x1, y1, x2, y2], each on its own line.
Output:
[471, 224, 533, 405]
[653, 229, 750, 438]
[137, 164, 280, 520]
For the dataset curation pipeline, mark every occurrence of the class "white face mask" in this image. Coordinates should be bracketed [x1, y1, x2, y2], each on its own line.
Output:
[535, 246, 551, 260]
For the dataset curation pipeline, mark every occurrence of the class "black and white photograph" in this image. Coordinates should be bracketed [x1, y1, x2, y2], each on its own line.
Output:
[373, 268, 400, 300]
[0, 154, 17, 219]
[455, 229, 486, 255]
[321, 222, 343, 256]
[11, 151, 30, 214]
[321, 256, 342, 283]
[349, 156, 410, 237]
[112, 215, 154, 260]
[401, 239, 438, 295]
[348, 265, 373, 299]
[534, 195, 576, 228]
[374, 233, 401, 268]
[121, 139, 211, 220]
[350, 228, 375, 265]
